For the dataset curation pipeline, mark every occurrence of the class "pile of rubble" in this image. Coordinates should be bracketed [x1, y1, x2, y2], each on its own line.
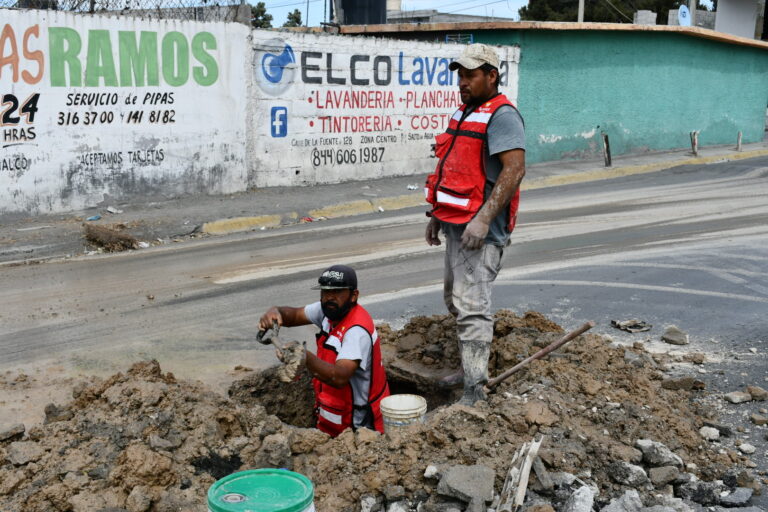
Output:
[0, 310, 765, 512]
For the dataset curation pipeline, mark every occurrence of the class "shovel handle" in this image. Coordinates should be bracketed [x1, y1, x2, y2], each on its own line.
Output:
[485, 321, 595, 391]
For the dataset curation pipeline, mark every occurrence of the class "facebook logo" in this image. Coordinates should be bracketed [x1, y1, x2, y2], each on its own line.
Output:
[270, 106, 288, 137]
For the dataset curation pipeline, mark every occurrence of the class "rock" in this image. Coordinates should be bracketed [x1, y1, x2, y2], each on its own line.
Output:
[711, 508, 763, 512]
[699, 426, 720, 441]
[384, 485, 406, 502]
[724, 392, 752, 404]
[635, 439, 683, 467]
[719, 487, 753, 507]
[43, 403, 74, 424]
[550, 472, 577, 488]
[289, 427, 330, 454]
[746, 385, 767, 401]
[0, 423, 25, 442]
[254, 434, 292, 469]
[524, 505, 555, 512]
[676, 481, 723, 505]
[661, 326, 688, 345]
[361, 495, 383, 512]
[424, 465, 439, 479]
[148, 434, 177, 451]
[126, 485, 152, 512]
[750, 413, 768, 425]
[356, 427, 380, 445]
[562, 485, 595, 512]
[386, 501, 410, 512]
[608, 461, 649, 486]
[6, 441, 45, 465]
[703, 421, 732, 437]
[0, 469, 25, 495]
[661, 378, 699, 391]
[437, 464, 495, 509]
[523, 401, 558, 426]
[649, 466, 679, 487]
[640, 507, 676, 512]
[601, 489, 643, 512]
[738, 443, 756, 454]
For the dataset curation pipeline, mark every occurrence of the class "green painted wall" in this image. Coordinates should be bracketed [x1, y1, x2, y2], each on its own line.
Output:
[472, 30, 768, 164]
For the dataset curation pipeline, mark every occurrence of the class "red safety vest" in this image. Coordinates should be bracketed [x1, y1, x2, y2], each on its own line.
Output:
[425, 93, 521, 231]
[313, 304, 390, 437]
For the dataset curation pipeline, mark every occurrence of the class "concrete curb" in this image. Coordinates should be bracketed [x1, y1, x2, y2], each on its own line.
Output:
[201, 148, 768, 236]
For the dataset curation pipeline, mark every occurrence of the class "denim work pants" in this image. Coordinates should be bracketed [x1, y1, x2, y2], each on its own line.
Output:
[441, 223, 504, 344]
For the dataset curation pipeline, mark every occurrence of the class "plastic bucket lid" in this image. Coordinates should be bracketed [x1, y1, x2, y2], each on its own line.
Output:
[379, 394, 427, 419]
[207, 469, 314, 512]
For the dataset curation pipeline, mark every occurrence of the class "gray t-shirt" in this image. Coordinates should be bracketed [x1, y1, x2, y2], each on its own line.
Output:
[441, 103, 526, 246]
[304, 301, 373, 429]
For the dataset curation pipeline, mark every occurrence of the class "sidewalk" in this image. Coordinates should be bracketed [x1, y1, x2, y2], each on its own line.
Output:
[1, 142, 766, 265]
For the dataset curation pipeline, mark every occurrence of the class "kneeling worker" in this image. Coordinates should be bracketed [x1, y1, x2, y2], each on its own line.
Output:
[259, 265, 390, 437]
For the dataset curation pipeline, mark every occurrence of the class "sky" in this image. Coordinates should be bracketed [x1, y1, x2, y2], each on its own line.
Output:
[258, 0, 527, 28]
[257, 0, 714, 28]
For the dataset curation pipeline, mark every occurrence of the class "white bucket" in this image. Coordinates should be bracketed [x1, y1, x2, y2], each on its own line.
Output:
[380, 394, 427, 432]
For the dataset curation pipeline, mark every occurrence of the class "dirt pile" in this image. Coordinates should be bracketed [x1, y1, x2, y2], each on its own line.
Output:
[1, 311, 763, 512]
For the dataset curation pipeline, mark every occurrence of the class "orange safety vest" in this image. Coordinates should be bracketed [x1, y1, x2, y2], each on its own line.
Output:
[313, 304, 390, 437]
[425, 93, 521, 231]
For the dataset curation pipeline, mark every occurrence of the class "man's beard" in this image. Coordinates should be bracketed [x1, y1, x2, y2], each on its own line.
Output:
[322, 298, 356, 321]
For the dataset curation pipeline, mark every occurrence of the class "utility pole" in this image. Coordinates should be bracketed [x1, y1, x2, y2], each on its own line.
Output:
[689, 0, 697, 25]
[578, 0, 585, 21]
[306, 0, 310, 26]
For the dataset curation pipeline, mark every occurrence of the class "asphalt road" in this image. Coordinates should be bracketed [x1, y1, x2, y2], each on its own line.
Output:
[1, 157, 767, 484]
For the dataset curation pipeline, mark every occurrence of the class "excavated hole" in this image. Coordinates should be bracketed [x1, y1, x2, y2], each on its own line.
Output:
[229, 363, 455, 428]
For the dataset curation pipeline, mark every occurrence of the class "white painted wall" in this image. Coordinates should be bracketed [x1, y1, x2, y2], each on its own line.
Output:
[248, 31, 520, 187]
[715, 0, 760, 38]
[0, 11, 519, 215]
[0, 10, 249, 215]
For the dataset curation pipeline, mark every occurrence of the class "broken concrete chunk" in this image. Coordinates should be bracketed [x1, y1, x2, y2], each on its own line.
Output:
[550, 472, 577, 488]
[661, 325, 688, 345]
[737, 443, 756, 455]
[750, 413, 767, 425]
[649, 466, 679, 487]
[383, 485, 405, 502]
[608, 461, 649, 486]
[702, 421, 732, 437]
[436, 465, 495, 506]
[601, 489, 643, 512]
[676, 481, 723, 506]
[0, 424, 25, 442]
[386, 501, 410, 512]
[562, 485, 595, 512]
[6, 441, 45, 466]
[698, 426, 720, 441]
[424, 465, 439, 479]
[719, 487, 753, 507]
[724, 391, 752, 404]
[746, 385, 767, 401]
[397, 333, 424, 353]
[43, 403, 74, 424]
[634, 439, 683, 467]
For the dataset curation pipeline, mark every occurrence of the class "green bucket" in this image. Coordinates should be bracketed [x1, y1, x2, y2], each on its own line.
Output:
[207, 469, 315, 512]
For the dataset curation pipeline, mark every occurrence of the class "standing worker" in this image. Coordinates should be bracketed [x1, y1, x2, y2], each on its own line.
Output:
[258, 265, 390, 437]
[424, 43, 526, 406]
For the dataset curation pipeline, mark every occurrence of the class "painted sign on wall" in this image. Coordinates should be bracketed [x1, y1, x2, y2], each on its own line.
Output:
[0, 10, 248, 214]
[249, 32, 520, 187]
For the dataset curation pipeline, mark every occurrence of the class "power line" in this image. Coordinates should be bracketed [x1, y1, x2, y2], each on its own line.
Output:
[446, 0, 508, 15]
[600, 0, 633, 21]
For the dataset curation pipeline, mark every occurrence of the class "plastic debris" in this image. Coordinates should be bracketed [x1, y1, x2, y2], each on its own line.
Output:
[300, 216, 315, 223]
[106, 206, 123, 214]
[138, 241, 150, 249]
[377, 206, 385, 212]
[16, 225, 52, 232]
[611, 319, 652, 333]
[85, 215, 101, 221]
[407, 184, 418, 190]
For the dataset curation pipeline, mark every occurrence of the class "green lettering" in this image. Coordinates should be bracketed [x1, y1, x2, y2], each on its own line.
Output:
[48, 27, 81, 87]
[191, 32, 218, 86]
[85, 30, 117, 87]
[161, 32, 188, 86]
[118, 31, 158, 86]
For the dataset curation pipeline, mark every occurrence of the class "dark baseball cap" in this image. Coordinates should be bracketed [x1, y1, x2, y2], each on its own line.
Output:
[312, 264, 358, 290]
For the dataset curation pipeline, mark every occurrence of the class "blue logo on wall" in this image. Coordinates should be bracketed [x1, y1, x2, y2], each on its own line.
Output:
[254, 39, 297, 96]
[271, 107, 288, 138]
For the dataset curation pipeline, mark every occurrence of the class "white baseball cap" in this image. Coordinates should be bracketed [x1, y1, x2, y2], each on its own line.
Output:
[449, 43, 500, 71]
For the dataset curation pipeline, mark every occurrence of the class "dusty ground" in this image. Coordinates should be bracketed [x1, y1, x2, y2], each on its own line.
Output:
[1, 310, 765, 512]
